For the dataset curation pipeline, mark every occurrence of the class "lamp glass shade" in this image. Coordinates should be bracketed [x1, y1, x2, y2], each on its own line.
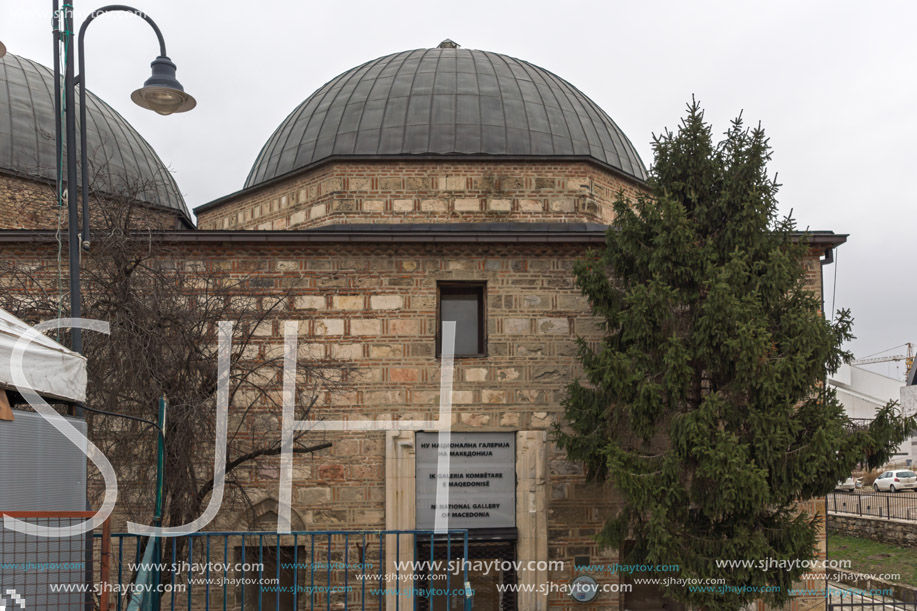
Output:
[131, 55, 196, 115]
[131, 86, 196, 115]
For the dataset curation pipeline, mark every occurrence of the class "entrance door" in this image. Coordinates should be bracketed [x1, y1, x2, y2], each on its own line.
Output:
[415, 539, 517, 611]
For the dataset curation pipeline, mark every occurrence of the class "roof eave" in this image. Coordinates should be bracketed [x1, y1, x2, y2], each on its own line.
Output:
[0, 226, 847, 246]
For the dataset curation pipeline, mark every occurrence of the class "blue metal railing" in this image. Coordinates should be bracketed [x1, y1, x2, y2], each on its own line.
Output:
[96, 529, 473, 611]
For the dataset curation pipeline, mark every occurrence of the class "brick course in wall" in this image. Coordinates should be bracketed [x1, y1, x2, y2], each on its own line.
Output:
[195, 160, 646, 230]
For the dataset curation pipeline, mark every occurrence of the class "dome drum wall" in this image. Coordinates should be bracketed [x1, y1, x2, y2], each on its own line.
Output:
[197, 159, 646, 231]
[0, 173, 60, 229]
[0, 172, 184, 230]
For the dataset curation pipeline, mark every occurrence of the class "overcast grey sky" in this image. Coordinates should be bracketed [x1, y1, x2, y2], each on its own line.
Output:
[2, 0, 914, 376]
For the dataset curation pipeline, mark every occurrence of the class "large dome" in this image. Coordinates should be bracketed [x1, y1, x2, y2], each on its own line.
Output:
[245, 43, 647, 188]
[0, 53, 189, 220]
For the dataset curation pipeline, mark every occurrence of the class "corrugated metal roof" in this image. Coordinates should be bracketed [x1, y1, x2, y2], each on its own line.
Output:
[0, 53, 190, 220]
[245, 45, 648, 188]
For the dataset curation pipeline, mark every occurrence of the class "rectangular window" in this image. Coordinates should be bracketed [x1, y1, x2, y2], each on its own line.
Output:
[437, 282, 485, 357]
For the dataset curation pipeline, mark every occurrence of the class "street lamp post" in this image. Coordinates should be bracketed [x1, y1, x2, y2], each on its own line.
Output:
[54, 1, 195, 370]
[2, 9, 192, 608]
[51, 7, 193, 610]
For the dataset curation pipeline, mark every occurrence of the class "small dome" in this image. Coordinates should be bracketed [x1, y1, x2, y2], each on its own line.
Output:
[0, 53, 190, 220]
[246, 46, 647, 189]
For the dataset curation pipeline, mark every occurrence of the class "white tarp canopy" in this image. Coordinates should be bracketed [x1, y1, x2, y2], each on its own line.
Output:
[0, 307, 86, 403]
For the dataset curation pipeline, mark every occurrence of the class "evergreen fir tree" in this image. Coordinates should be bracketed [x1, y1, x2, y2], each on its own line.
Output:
[555, 100, 915, 610]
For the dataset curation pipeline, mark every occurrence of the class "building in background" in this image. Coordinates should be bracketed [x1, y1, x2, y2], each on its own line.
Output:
[901, 365, 917, 465]
[829, 365, 912, 464]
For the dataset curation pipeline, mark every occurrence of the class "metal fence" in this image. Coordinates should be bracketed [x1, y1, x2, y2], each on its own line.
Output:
[828, 587, 917, 611]
[0, 511, 101, 611]
[97, 530, 473, 611]
[0, 519, 473, 611]
[828, 492, 917, 521]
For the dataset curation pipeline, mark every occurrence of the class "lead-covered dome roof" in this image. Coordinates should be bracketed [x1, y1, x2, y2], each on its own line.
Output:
[0, 53, 190, 220]
[246, 43, 647, 188]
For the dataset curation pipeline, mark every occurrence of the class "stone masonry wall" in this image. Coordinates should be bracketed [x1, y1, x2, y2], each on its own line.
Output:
[0, 171, 185, 230]
[828, 513, 917, 548]
[1, 238, 620, 607]
[195, 160, 646, 230]
[0, 237, 830, 611]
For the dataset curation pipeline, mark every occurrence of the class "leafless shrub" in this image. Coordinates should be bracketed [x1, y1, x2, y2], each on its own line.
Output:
[0, 179, 349, 532]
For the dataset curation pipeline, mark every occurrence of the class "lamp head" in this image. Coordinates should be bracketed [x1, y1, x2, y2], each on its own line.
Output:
[0, 41, 7, 58]
[131, 55, 196, 115]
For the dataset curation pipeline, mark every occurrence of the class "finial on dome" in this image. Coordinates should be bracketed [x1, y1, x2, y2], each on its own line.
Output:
[437, 39, 459, 49]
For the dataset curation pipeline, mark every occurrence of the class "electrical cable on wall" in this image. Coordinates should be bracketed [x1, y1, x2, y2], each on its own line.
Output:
[54, 9, 71, 339]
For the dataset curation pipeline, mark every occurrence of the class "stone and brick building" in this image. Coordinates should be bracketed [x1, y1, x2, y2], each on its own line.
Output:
[0, 42, 845, 610]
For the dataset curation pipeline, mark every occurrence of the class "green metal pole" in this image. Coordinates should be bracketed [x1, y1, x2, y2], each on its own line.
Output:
[155, 396, 166, 525]
[152, 396, 167, 611]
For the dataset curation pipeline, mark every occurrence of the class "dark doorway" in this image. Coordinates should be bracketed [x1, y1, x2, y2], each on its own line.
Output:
[239, 545, 302, 611]
[416, 537, 517, 611]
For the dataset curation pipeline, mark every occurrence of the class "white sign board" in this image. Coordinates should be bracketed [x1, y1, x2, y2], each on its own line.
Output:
[415, 432, 515, 529]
